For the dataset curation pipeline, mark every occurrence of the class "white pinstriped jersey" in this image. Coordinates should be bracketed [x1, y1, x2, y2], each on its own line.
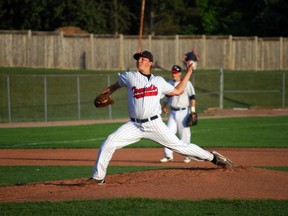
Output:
[118, 71, 174, 119]
[164, 80, 195, 108]
[93, 70, 215, 181]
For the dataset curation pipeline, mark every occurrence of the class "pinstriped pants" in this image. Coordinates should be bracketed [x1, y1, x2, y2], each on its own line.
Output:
[163, 109, 191, 158]
[93, 117, 213, 180]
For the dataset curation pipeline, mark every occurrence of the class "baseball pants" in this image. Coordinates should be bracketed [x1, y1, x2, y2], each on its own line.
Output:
[93, 116, 213, 180]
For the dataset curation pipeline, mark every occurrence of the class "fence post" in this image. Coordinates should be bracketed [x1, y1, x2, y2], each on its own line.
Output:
[59, 31, 64, 69]
[119, 34, 124, 70]
[229, 35, 233, 70]
[77, 76, 81, 120]
[44, 76, 47, 122]
[148, 34, 152, 51]
[6, 75, 11, 122]
[254, 36, 258, 71]
[175, 35, 179, 65]
[90, 34, 94, 70]
[107, 75, 112, 119]
[283, 72, 286, 108]
[26, 30, 32, 67]
[280, 37, 283, 70]
[219, 69, 224, 109]
[201, 35, 206, 69]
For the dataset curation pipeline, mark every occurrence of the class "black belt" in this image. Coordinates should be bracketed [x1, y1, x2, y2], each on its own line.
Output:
[171, 107, 186, 111]
[130, 115, 158, 123]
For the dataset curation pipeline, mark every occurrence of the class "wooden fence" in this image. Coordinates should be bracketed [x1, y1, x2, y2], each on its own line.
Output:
[0, 30, 287, 71]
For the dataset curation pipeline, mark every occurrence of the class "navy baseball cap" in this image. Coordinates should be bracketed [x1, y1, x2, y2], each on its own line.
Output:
[133, 50, 153, 62]
[171, 65, 182, 73]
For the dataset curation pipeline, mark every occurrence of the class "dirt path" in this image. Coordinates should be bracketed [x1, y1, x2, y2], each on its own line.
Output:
[0, 148, 288, 202]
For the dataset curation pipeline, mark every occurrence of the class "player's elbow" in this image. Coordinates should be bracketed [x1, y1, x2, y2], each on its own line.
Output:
[173, 89, 184, 96]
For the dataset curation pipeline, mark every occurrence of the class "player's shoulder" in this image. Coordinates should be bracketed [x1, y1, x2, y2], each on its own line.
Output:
[152, 74, 167, 81]
[123, 70, 137, 74]
[187, 80, 193, 85]
[186, 80, 194, 87]
[119, 70, 137, 76]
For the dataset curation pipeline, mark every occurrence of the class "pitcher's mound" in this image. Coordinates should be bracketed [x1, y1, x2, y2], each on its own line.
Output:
[1, 166, 287, 202]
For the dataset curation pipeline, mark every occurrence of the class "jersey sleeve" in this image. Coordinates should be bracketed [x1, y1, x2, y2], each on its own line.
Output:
[158, 76, 174, 95]
[118, 72, 129, 87]
[186, 81, 196, 96]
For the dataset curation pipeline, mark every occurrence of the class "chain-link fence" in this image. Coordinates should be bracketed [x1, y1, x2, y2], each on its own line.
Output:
[0, 71, 287, 123]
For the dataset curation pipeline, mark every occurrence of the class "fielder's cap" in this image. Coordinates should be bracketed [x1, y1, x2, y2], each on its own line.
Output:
[171, 65, 182, 73]
[133, 50, 153, 62]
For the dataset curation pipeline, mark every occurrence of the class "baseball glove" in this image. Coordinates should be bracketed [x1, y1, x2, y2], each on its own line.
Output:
[187, 112, 198, 126]
[94, 93, 114, 108]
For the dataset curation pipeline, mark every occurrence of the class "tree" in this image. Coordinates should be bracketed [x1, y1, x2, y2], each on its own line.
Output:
[0, 0, 287, 36]
[198, 0, 288, 36]
[0, 0, 135, 34]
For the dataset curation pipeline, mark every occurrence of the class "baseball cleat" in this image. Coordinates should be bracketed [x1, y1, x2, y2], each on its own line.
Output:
[82, 177, 106, 185]
[160, 157, 173, 163]
[212, 151, 234, 168]
[183, 156, 191, 163]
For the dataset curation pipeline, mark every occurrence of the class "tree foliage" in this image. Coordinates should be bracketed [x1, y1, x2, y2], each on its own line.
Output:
[0, 0, 287, 36]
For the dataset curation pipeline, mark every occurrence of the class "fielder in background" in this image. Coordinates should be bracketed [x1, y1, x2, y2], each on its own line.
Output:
[86, 50, 233, 185]
[160, 65, 197, 163]
[182, 47, 200, 70]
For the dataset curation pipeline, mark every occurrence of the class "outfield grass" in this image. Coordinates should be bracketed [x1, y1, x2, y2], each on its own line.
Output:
[0, 116, 287, 149]
[1, 198, 287, 216]
[0, 166, 173, 186]
[1, 67, 287, 122]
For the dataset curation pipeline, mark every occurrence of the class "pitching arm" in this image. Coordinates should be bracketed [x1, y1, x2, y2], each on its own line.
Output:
[166, 63, 193, 96]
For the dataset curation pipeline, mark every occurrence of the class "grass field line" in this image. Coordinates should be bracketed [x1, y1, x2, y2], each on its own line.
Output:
[192, 122, 288, 133]
[8, 122, 288, 147]
[11, 137, 106, 147]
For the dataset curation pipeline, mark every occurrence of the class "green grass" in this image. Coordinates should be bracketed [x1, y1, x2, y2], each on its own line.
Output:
[0, 166, 172, 186]
[1, 68, 287, 122]
[1, 198, 287, 216]
[0, 123, 122, 149]
[255, 166, 288, 172]
[0, 116, 287, 149]
[191, 115, 288, 148]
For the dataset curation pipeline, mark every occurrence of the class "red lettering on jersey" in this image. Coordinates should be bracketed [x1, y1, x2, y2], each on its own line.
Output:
[132, 84, 158, 99]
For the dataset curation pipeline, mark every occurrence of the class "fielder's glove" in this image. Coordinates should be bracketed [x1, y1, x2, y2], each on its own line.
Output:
[94, 93, 114, 108]
[187, 112, 198, 126]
